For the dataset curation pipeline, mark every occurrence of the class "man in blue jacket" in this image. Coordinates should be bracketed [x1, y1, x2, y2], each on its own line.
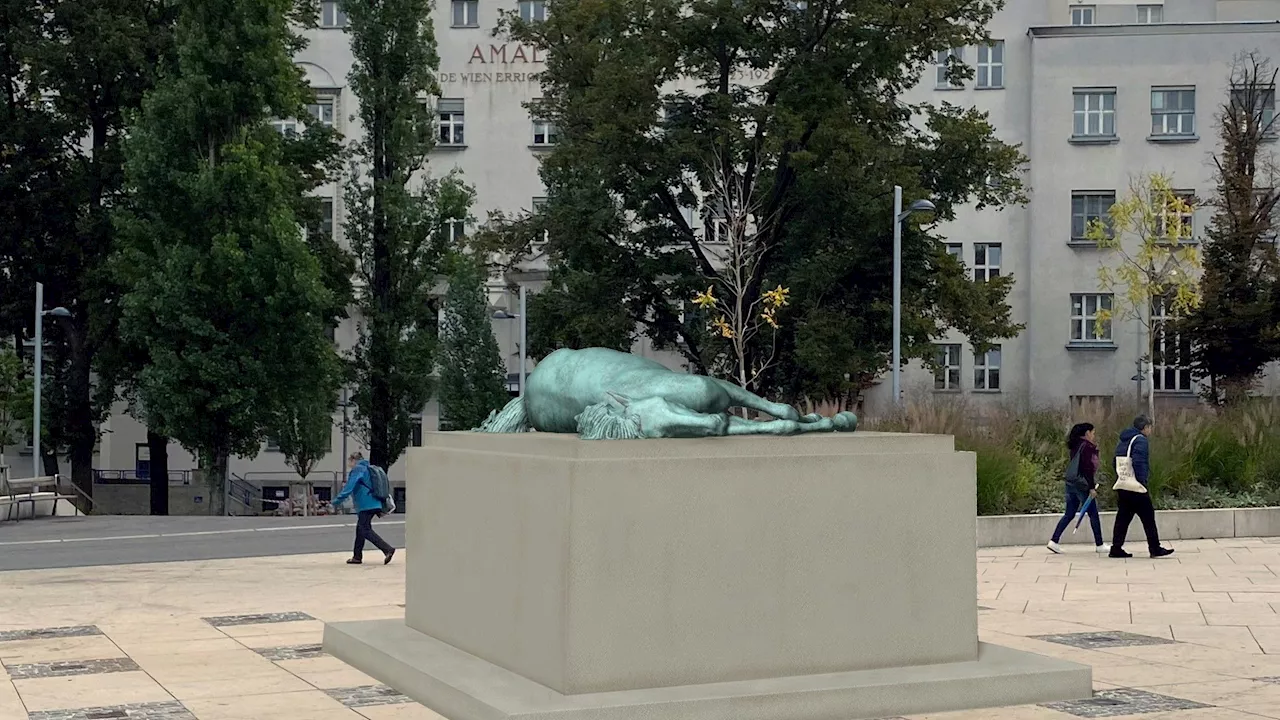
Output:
[1110, 416, 1174, 559]
[334, 452, 396, 565]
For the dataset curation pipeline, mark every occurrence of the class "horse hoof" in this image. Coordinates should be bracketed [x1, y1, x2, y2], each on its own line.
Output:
[832, 412, 858, 432]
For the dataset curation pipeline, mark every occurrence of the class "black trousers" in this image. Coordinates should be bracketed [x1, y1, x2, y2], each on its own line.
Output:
[1112, 489, 1161, 552]
[354, 509, 393, 560]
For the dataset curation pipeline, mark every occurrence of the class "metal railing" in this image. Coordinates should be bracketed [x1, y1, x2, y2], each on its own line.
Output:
[93, 469, 193, 486]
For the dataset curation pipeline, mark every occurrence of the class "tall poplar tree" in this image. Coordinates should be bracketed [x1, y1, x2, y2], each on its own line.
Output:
[438, 259, 509, 431]
[114, 0, 341, 515]
[343, 0, 473, 468]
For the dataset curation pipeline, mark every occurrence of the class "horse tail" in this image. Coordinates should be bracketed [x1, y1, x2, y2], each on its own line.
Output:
[475, 397, 531, 433]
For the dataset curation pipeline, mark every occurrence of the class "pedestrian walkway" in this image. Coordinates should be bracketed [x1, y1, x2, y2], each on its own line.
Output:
[3, 539, 1280, 718]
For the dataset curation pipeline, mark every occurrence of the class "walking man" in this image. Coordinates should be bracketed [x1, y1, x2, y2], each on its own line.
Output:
[1109, 416, 1174, 559]
[334, 452, 396, 565]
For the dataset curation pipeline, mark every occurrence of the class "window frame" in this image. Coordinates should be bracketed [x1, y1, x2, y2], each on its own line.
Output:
[1150, 295, 1194, 393]
[973, 345, 1001, 392]
[1069, 293, 1114, 344]
[934, 343, 962, 392]
[973, 243, 1001, 282]
[933, 47, 963, 90]
[1150, 87, 1195, 138]
[1070, 5, 1095, 25]
[1155, 189, 1196, 243]
[1136, 4, 1162, 23]
[976, 41, 1004, 90]
[1072, 88, 1117, 139]
[532, 197, 550, 245]
[451, 0, 479, 28]
[437, 99, 466, 146]
[518, 0, 547, 23]
[319, 1, 348, 28]
[1070, 191, 1116, 244]
[531, 118, 558, 146]
[1231, 84, 1278, 137]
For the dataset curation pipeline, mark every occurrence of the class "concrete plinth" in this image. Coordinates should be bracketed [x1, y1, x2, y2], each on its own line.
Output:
[325, 431, 1091, 719]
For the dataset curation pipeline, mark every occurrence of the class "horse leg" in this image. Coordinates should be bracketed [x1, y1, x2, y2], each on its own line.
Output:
[711, 379, 800, 421]
[725, 415, 836, 436]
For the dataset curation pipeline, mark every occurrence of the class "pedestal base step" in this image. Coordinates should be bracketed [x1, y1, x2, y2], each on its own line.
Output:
[324, 619, 1092, 720]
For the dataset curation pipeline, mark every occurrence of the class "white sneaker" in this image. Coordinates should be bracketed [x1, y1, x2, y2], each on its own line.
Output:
[1096, 544, 1111, 554]
[1046, 541, 1063, 554]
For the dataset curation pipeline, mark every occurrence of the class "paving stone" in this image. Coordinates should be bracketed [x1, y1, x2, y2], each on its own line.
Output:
[1257, 676, 1280, 684]
[254, 643, 327, 661]
[4, 657, 141, 680]
[324, 684, 415, 708]
[201, 611, 314, 628]
[1030, 631, 1176, 650]
[0, 626, 101, 642]
[1042, 688, 1211, 718]
[26, 700, 195, 720]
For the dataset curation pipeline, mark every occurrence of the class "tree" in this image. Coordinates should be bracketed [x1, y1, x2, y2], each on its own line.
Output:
[0, 348, 31, 470]
[114, 0, 342, 515]
[343, 0, 474, 468]
[481, 0, 1025, 406]
[1182, 53, 1280, 405]
[269, 363, 340, 482]
[438, 259, 509, 431]
[1087, 173, 1201, 420]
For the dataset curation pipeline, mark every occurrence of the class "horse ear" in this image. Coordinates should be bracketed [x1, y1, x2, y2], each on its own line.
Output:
[605, 391, 631, 410]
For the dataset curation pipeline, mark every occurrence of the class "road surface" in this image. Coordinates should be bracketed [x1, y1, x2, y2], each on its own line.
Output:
[0, 515, 406, 572]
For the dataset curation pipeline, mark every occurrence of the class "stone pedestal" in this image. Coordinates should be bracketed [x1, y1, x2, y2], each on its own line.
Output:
[325, 432, 1090, 720]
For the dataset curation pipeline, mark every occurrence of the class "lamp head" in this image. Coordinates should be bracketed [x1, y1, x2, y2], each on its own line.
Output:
[45, 307, 71, 318]
[908, 199, 936, 214]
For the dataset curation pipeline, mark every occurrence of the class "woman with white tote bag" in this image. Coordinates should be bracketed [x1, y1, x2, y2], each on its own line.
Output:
[1109, 415, 1174, 559]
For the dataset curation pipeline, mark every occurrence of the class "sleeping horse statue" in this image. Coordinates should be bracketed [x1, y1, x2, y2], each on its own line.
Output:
[475, 347, 856, 439]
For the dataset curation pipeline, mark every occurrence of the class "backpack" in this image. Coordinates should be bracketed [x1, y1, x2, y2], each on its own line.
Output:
[366, 464, 395, 514]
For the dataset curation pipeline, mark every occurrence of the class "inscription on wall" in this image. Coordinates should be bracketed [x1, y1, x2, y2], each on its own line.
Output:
[438, 43, 546, 83]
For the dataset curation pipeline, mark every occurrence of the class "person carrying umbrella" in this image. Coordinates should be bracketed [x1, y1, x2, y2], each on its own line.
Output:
[1047, 423, 1107, 554]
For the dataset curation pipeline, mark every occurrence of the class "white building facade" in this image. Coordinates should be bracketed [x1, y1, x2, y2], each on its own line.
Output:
[25, 0, 1280, 504]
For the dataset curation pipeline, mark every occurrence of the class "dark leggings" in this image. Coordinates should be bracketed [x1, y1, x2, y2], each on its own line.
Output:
[354, 509, 393, 560]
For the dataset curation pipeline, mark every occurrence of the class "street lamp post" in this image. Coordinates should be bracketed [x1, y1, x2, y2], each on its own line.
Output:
[493, 284, 527, 396]
[891, 186, 936, 408]
[31, 282, 71, 479]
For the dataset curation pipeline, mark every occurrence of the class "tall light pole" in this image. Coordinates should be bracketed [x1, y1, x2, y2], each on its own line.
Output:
[493, 284, 527, 396]
[32, 282, 71, 479]
[891, 186, 936, 408]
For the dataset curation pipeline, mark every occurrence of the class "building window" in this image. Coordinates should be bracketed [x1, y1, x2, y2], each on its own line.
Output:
[945, 243, 962, 259]
[518, 0, 547, 22]
[934, 48, 963, 89]
[1070, 5, 1094, 25]
[307, 96, 336, 127]
[1073, 89, 1116, 138]
[973, 243, 1001, 282]
[452, 0, 479, 27]
[1151, 296, 1193, 392]
[437, 99, 465, 145]
[976, 41, 1004, 89]
[533, 197, 549, 244]
[1070, 293, 1113, 343]
[1071, 191, 1115, 242]
[320, 198, 335, 239]
[934, 344, 961, 391]
[973, 346, 1001, 391]
[1231, 84, 1277, 135]
[1155, 189, 1196, 241]
[270, 118, 304, 137]
[1150, 87, 1194, 137]
[531, 118, 557, 146]
[1136, 4, 1162, 23]
[438, 219, 465, 244]
[320, 1, 348, 28]
[411, 416, 423, 447]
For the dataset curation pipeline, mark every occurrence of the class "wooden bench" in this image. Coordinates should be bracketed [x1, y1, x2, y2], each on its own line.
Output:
[1, 474, 81, 521]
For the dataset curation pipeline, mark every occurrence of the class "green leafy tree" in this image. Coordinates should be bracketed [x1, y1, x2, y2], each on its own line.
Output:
[1182, 53, 1280, 405]
[0, 348, 31, 469]
[1087, 173, 1201, 420]
[481, 0, 1025, 406]
[269, 359, 340, 481]
[343, 0, 474, 468]
[438, 259, 509, 430]
[114, 0, 341, 515]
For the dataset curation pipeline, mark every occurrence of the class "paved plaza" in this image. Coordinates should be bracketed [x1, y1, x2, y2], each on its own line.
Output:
[4, 537, 1280, 719]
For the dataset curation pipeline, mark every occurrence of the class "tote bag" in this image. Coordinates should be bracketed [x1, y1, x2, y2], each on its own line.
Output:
[1063, 447, 1089, 492]
[1113, 435, 1148, 494]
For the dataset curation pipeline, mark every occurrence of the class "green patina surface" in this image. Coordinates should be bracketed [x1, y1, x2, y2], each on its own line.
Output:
[476, 347, 856, 439]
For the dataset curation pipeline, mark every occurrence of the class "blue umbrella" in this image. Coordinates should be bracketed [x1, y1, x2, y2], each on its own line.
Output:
[1072, 496, 1094, 533]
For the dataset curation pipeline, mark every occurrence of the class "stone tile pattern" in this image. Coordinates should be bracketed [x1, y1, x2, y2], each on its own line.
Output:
[201, 611, 313, 627]
[1043, 689, 1211, 718]
[325, 684, 414, 708]
[1030, 631, 1175, 650]
[27, 700, 195, 720]
[0, 625, 102, 642]
[4, 657, 140, 680]
[254, 643, 326, 661]
[1259, 676, 1280, 684]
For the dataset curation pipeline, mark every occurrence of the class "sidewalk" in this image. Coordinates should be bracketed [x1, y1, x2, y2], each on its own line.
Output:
[3, 540, 1280, 719]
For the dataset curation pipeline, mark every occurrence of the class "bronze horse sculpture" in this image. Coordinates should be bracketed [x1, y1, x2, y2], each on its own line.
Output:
[476, 347, 856, 439]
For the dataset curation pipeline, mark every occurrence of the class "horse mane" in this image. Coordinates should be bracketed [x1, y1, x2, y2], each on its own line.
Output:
[575, 401, 644, 440]
[475, 397, 531, 433]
